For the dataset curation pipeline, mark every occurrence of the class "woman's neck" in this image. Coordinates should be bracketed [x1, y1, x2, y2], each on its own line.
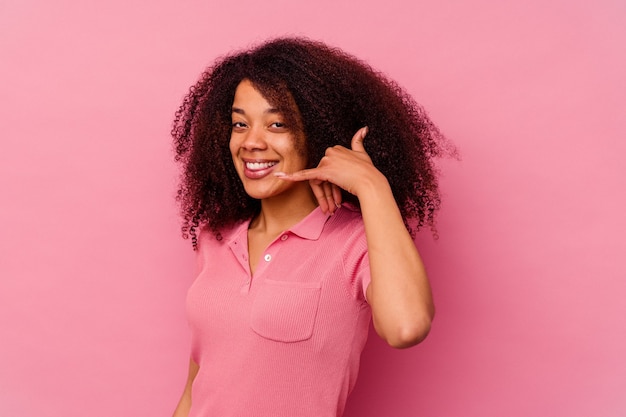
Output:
[250, 186, 318, 236]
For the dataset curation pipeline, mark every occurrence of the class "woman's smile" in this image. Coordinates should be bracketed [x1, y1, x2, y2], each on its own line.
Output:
[242, 159, 279, 179]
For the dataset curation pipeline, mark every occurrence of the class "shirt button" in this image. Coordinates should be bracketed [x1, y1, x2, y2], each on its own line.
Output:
[264, 254, 272, 262]
[245, 280, 250, 285]
[280, 234, 288, 241]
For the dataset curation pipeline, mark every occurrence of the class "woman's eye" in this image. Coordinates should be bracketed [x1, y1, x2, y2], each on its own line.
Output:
[270, 122, 286, 128]
[232, 122, 247, 128]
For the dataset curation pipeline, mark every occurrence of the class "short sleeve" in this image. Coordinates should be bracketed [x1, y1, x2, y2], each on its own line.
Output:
[340, 218, 371, 303]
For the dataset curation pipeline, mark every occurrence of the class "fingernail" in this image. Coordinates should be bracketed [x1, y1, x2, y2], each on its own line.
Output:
[335, 202, 342, 208]
[362, 126, 368, 139]
[274, 172, 287, 177]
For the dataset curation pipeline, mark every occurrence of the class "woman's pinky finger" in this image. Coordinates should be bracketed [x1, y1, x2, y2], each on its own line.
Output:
[322, 181, 336, 214]
[331, 183, 342, 209]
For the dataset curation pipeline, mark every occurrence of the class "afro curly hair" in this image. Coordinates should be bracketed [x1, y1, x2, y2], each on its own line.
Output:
[172, 37, 455, 249]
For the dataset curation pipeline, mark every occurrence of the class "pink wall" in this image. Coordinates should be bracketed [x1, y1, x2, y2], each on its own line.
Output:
[1, 1, 624, 416]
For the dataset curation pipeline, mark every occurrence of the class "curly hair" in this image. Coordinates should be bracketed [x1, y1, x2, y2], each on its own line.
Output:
[172, 37, 455, 249]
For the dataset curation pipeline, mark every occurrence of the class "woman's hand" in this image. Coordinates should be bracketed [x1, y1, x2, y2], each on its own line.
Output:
[274, 127, 386, 214]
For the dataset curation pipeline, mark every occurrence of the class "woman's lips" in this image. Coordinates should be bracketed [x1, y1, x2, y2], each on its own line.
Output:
[243, 160, 278, 179]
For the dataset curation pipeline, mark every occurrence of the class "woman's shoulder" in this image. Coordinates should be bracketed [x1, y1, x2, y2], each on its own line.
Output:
[325, 204, 366, 240]
[334, 203, 363, 224]
[197, 220, 248, 249]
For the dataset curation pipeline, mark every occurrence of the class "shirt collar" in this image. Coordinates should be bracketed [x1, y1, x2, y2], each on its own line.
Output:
[226, 206, 332, 243]
[288, 207, 331, 240]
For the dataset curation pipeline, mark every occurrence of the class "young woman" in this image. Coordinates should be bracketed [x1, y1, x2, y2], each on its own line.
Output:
[171, 37, 452, 417]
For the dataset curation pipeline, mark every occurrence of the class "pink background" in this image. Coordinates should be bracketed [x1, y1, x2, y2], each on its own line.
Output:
[1, 0, 625, 416]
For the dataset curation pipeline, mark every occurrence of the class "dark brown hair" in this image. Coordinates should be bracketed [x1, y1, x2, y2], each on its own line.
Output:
[172, 37, 455, 249]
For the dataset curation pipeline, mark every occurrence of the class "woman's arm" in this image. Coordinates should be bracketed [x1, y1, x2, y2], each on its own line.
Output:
[172, 358, 200, 417]
[359, 173, 434, 348]
[275, 127, 434, 348]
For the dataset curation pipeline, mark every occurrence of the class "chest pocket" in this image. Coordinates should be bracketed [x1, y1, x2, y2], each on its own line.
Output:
[250, 279, 321, 343]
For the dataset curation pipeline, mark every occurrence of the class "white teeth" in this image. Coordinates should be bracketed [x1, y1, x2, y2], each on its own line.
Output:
[245, 161, 277, 170]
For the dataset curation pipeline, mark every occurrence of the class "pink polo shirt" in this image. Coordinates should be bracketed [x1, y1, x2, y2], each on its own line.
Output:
[186, 205, 372, 417]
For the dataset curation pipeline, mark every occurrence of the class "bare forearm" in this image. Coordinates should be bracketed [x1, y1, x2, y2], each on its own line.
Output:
[172, 391, 192, 417]
[358, 175, 434, 348]
[173, 358, 199, 417]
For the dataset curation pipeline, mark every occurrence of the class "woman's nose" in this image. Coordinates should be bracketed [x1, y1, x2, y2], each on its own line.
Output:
[241, 127, 267, 150]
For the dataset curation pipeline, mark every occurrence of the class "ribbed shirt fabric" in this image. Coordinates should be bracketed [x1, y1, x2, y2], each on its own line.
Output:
[186, 205, 372, 417]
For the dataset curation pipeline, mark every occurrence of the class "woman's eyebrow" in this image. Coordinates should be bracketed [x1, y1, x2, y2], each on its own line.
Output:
[231, 107, 281, 115]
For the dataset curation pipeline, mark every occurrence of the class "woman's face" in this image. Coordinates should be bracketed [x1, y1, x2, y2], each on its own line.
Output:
[229, 79, 309, 201]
